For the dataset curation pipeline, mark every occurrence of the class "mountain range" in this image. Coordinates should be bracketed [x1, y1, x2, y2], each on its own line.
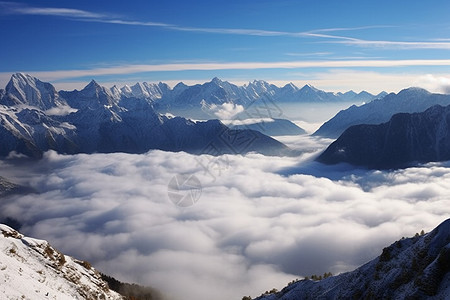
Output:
[314, 87, 450, 138]
[254, 218, 450, 300]
[0, 74, 384, 119]
[0, 74, 383, 111]
[317, 104, 450, 169]
[89, 77, 385, 110]
[0, 73, 290, 158]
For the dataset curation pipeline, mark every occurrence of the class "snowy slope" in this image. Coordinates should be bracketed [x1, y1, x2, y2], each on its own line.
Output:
[0, 224, 123, 300]
[254, 218, 450, 300]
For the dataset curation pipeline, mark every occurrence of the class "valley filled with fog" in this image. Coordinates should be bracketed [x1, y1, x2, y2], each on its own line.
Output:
[1, 102, 449, 299]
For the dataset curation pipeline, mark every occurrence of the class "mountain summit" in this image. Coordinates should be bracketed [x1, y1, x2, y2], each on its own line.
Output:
[1, 73, 66, 109]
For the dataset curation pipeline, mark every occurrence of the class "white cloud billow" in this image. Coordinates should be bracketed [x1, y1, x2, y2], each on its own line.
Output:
[208, 102, 245, 119]
[0, 139, 449, 299]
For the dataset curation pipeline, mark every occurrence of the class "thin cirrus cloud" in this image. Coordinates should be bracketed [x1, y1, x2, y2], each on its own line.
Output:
[0, 2, 110, 19]
[338, 39, 450, 49]
[0, 1, 173, 27]
[3, 1, 450, 49]
[4, 59, 450, 81]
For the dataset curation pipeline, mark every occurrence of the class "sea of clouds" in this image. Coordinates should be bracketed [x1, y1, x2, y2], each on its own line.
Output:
[0, 135, 449, 300]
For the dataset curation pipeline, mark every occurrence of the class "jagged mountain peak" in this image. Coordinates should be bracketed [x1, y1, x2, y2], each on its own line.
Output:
[6, 73, 38, 95]
[83, 79, 102, 91]
[358, 90, 372, 96]
[173, 82, 188, 90]
[377, 91, 388, 98]
[299, 83, 319, 92]
[9, 72, 36, 83]
[80, 80, 113, 98]
[282, 82, 298, 91]
[211, 77, 222, 84]
[249, 79, 267, 85]
[3, 73, 65, 110]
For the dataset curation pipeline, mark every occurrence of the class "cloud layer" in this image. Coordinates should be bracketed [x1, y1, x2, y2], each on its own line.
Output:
[0, 138, 449, 299]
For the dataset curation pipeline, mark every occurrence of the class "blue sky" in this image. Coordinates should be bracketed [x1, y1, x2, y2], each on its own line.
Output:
[1, 0, 450, 92]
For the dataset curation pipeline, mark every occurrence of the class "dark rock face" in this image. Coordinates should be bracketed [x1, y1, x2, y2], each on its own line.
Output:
[317, 105, 450, 169]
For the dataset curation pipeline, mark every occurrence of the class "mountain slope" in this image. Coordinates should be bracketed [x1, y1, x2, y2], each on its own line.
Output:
[0, 224, 124, 300]
[316, 104, 450, 169]
[314, 87, 450, 138]
[254, 218, 450, 300]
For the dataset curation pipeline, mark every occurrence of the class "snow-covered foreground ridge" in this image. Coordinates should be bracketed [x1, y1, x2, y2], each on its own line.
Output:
[0, 224, 123, 300]
[254, 218, 450, 300]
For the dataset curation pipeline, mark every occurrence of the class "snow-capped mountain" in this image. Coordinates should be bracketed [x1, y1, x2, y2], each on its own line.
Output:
[118, 82, 169, 102]
[152, 79, 383, 110]
[0, 74, 290, 158]
[1, 73, 67, 110]
[317, 104, 450, 169]
[60, 79, 119, 110]
[70, 76, 381, 113]
[254, 218, 450, 300]
[314, 87, 450, 138]
[157, 77, 256, 109]
[1, 73, 385, 119]
[0, 224, 124, 300]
